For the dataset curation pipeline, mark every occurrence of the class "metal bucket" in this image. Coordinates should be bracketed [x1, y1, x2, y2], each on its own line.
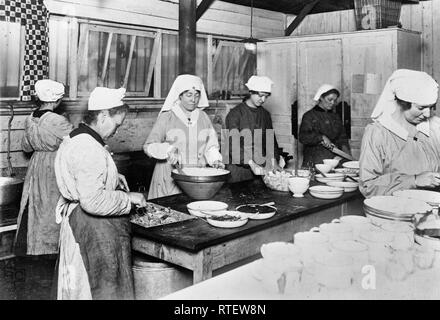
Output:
[132, 254, 192, 300]
[0, 177, 24, 206]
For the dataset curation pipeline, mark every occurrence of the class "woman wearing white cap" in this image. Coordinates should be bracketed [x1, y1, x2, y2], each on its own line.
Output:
[54, 87, 147, 299]
[15, 79, 73, 261]
[144, 74, 224, 199]
[360, 69, 440, 198]
[299, 84, 350, 167]
[225, 75, 283, 183]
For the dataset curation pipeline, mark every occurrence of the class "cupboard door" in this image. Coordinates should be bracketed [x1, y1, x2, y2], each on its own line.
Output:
[297, 39, 343, 166]
[297, 39, 343, 124]
[343, 33, 395, 159]
[257, 42, 297, 156]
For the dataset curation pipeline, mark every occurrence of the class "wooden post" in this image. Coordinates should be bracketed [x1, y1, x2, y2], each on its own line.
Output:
[179, 0, 196, 75]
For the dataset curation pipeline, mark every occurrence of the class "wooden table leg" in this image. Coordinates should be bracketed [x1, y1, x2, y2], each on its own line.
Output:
[192, 248, 213, 284]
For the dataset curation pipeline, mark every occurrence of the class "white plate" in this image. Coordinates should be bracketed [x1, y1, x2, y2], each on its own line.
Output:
[393, 189, 440, 207]
[315, 173, 345, 183]
[342, 161, 360, 169]
[206, 211, 249, 228]
[236, 204, 277, 220]
[309, 185, 344, 199]
[326, 181, 359, 192]
[187, 201, 228, 217]
[334, 168, 359, 176]
[364, 196, 432, 217]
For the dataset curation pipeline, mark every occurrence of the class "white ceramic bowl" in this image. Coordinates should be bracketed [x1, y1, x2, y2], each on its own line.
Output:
[393, 189, 440, 208]
[309, 185, 344, 199]
[326, 181, 359, 192]
[315, 173, 345, 184]
[288, 177, 310, 198]
[315, 164, 332, 174]
[235, 204, 277, 220]
[342, 161, 360, 169]
[260, 242, 301, 261]
[187, 201, 228, 217]
[206, 211, 248, 228]
[323, 158, 340, 169]
[334, 168, 359, 176]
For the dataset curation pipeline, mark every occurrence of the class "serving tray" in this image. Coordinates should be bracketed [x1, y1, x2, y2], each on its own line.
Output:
[130, 202, 196, 229]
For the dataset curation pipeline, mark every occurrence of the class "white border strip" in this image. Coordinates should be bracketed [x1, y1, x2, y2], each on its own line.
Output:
[0, 224, 17, 233]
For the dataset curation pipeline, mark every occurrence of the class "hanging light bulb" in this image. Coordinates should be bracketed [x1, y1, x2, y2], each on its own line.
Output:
[241, 0, 265, 52]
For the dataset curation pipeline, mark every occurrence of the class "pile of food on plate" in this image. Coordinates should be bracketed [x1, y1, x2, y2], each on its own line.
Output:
[130, 202, 194, 228]
[262, 170, 292, 192]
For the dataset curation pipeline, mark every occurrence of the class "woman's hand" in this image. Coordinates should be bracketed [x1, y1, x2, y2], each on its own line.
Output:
[321, 135, 334, 149]
[415, 172, 440, 188]
[212, 160, 225, 169]
[167, 146, 180, 165]
[117, 173, 130, 192]
[128, 192, 148, 207]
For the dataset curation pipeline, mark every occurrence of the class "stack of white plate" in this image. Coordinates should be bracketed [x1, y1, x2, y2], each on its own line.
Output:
[309, 185, 344, 199]
[314, 173, 344, 184]
[326, 181, 359, 192]
[393, 189, 440, 209]
[364, 196, 432, 226]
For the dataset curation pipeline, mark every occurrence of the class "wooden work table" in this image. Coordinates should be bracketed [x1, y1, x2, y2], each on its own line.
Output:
[132, 179, 364, 284]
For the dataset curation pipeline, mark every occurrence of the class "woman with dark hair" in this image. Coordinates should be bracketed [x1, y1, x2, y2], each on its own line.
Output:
[299, 84, 350, 167]
[359, 69, 440, 198]
[225, 75, 283, 183]
[54, 87, 147, 299]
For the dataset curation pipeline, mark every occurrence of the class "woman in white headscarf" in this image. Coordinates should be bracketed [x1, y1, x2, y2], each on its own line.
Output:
[54, 87, 147, 299]
[299, 84, 350, 167]
[144, 75, 224, 199]
[359, 69, 440, 198]
[15, 79, 73, 258]
[225, 75, 283, 183]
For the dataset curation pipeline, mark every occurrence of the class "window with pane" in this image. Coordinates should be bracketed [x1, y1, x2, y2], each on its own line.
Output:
[211, 39, 256, 99]
[77, 24, 159, 97]
[0, 21, 24, 99]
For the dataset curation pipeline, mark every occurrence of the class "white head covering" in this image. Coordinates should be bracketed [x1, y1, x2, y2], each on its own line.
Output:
[313, 84, 339, 102]
[245, 75, 274, 93]
[88, 87, 126, 111]
[161, 75, 209, 113]
[35, 79, 64, 102]
[371, 69, 438, 119]
[371, 69, 439, 139]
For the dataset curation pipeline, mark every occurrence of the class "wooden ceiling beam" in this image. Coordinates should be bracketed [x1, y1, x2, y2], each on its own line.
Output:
[285, 0, 321, 36]
[196, 0, 216, 21]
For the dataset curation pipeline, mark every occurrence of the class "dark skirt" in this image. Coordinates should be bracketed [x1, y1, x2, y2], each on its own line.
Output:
[226, 164, 255, 183]
[68, 205, 134, 300]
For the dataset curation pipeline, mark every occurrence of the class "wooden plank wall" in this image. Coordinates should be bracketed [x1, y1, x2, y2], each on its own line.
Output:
[0, 101, 235, 170]
[285, 1, 440, 87]
[44, 0, 285, 39]
[1, 0, 285, 171]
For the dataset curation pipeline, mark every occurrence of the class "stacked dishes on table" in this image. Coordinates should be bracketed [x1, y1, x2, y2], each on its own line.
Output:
[363, 195, 432, 227]
[309, 185, 344, 199]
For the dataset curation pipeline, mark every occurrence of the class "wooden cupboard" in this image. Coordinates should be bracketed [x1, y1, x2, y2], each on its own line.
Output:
[257, 28, 421, 163]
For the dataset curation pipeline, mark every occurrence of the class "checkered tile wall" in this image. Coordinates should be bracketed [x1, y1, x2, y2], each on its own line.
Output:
[0, 0, 49, 101]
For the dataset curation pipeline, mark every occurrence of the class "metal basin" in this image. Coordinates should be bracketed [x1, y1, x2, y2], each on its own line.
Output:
[0, 177, 24, 206]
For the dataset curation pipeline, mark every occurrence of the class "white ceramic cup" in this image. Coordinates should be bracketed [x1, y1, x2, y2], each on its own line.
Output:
[379, 223, 414, 250]
[335, 215, 372, 239]
[358, 228, 393, 264]
[331, 239, 369, 287]
[314, 251, 354, 289]
[316, 222, 354, 242]
[288, 177, 310, 198]
[294, 230, 330, 266]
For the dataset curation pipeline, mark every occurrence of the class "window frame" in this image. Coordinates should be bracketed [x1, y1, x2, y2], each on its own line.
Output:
[0, 21, 25, 101]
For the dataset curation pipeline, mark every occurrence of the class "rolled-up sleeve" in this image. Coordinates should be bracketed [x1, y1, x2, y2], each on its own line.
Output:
[359, 125, 416, 198]
[143, 113, 172, 159]
[74, 144, 131, 216]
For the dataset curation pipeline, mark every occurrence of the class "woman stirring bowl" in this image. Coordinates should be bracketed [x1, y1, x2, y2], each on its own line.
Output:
[359, 69, 440, 198]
